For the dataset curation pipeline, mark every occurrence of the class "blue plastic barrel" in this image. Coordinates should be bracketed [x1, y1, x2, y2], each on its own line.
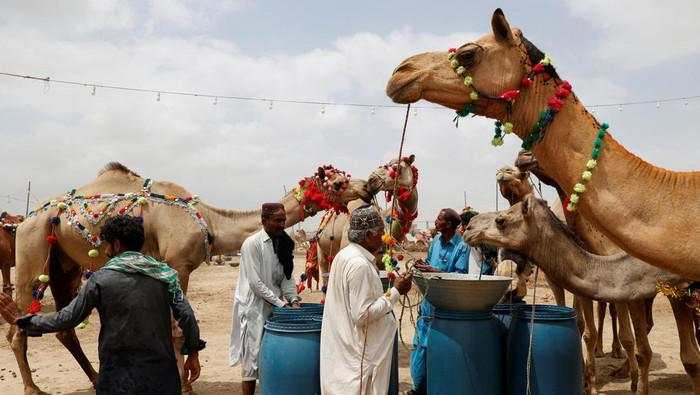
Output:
[508, 305, 582, 395]
[260, 317, 322, 395]
[271, 303, 324, 319]
[492, 304, 518, 333]
[427, 309, 505, 394]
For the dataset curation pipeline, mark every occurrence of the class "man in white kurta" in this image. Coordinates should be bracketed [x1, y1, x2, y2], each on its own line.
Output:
[320, 206, 412, 395]
[229, 203, 299, 395]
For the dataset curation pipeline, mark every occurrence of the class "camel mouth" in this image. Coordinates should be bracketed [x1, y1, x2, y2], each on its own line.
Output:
[386, 73, 422, 104]
[463, 229, 483, 246]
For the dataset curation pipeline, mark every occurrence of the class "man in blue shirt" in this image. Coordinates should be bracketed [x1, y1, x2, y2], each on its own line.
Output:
[409, 208, 470, 395]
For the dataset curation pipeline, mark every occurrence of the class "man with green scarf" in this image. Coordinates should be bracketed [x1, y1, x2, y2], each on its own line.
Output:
[0, 216, 205, 394]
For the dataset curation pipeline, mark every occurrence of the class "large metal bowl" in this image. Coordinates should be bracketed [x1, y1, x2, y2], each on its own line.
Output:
[413, 272, 512, 311]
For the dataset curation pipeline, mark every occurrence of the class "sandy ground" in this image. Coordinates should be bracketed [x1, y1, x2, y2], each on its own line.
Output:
[0, 254, 695, 394]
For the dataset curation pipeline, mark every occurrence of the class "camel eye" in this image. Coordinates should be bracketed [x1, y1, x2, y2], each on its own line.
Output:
[457, 45, 480, 67]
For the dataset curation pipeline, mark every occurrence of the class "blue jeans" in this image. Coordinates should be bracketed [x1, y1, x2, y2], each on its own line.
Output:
[410, 300, 432, 394]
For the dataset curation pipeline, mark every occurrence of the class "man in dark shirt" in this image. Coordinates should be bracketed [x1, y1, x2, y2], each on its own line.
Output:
[0, 216, 205, 394]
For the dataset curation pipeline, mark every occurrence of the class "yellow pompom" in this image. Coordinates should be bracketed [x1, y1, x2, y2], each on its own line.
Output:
[463, 76, 473, 86]
[503, 122, 514, 134]
[137, 197, 148, 206]
[581, 171, 593, 181]
[57, 202, 68, 211]
[381, 233, 396, 246]
[450, 59, 459, 68]
[469, 91, 479, 101]
[88, 249, 99, 258]
[38, 274, 50, 283]
[573, 183, 586, 194]
[586, 159, 597, 170]
[569, 193, 580, 204]
[566, 202, 577, 212]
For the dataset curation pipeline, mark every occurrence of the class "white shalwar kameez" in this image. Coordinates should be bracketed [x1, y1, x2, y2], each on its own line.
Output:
[229, 229, 298, 380]
[320, 242, 399, 395]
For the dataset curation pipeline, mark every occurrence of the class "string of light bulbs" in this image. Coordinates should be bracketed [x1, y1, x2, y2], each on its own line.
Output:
[2, 71, 699, 112]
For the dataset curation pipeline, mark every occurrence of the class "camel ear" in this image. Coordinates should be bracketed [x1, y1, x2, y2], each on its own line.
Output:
[404, 154, 416, 165]
[491, 8, 515, 43]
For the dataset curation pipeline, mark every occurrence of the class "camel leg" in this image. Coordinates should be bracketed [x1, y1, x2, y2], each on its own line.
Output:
[2, 262, 12, 296]
[609, 303, 624, 359]
[630, 301, 651, 395]
[546, 276, 566, 306]
[580, 297, 598, 395]
[573, 296, 585, 335]
[595, 301, 607, 357]
[669, 298, 700, 394]
[317, 246, 329, 295]
[10, 222, 51, 395]
[49, 252, 98, 385]
[612, 303, 639, 392]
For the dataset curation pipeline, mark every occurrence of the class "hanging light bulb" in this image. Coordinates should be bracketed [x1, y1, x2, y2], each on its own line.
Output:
[156, 92, 161, 102]
[213, 97, 218, 105]
[268, 100, 274, 110]
[91, 85, 96, 96]
[656, 101, 660, 109]
[320, 105, 326, 114]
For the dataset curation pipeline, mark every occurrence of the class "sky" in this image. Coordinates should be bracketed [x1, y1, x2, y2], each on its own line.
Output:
[1, 0, 699, 230]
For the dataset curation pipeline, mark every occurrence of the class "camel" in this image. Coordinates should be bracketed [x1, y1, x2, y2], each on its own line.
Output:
[312, 155, 419, 291]
[386, 8, 700, 280]
[8, 162, 369, 395]
[465, 195, 700, 395]
[1, 212, 23, 296]
[293, 228, 311, 253]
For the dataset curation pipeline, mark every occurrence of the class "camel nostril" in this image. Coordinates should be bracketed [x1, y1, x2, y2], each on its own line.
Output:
[392, 61, 414, 76]
[495, 217, 506, 227]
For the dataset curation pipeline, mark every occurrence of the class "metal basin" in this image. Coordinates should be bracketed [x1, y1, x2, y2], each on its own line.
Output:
[413, 272, 512, 311]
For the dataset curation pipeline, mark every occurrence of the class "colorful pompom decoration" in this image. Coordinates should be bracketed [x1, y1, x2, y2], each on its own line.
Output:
[28, 299, 42, 314]
[88, 249, 99, 258]
[469, 91, 479, 101]
[46, 235, 58, 245]
[137, 197, 148, 206]
[38, 274, 50, 283]
[57, 202, 68, 211]
[566, 123, 609, 212]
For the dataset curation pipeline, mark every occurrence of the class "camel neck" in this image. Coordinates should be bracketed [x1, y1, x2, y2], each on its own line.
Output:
[199, 192, 308, 255]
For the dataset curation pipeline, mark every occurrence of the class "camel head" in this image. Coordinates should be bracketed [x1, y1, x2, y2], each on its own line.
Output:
[464, 194, 546, 251]
[387, 9, 554, 122]
[0, 212, 24, 224]
[294, 165, 370, 216]
[366, 154, 418, 196]
[496, 165, 532, 205]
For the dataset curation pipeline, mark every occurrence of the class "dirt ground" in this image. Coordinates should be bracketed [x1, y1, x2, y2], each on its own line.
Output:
[0, 254, 695, 394]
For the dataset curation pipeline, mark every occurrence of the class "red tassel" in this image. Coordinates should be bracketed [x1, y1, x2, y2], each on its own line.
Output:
[46, 235, 58, 245]
[28, 299, 42, 314]
[555, 86, 571, 99]
[560, 80, 572, 92]
[532, 63, 545, 74]
[521, 76, 533, 88]
[118, 207, 126, 215]
[388, 168, 397, 179]
[547, 96, 564, 111]
[448, 47, 456, 53]
[499, 89, 520, 102]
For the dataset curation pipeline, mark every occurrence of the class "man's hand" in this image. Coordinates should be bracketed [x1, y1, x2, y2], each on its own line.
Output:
[413, 262, 440, 273]
[394, 272, 413, 295]
[0, 292, 21, 325]
[183, 352, 201, 384]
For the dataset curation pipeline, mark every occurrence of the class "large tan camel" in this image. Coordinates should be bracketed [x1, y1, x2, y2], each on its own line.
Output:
[9, 162, 369, 395]
[1, 212, 23, 296]
[386, 8, 700, 280]
[465, 195, 700, 395]
[313, 156, 419, 291]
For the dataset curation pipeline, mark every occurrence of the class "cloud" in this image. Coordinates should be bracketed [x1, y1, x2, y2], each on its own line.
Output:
[564, 0, 700, 70]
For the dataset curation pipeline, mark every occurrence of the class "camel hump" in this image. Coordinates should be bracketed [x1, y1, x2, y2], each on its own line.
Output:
[98, 162, 141, 178]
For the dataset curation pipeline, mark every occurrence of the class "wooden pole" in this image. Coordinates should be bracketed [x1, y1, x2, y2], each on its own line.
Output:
[25, 180, 31, 216]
